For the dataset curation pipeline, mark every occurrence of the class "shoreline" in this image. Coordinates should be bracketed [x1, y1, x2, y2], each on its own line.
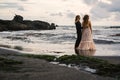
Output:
[0, 47, 119, 80]
[0, 47, 120, 64]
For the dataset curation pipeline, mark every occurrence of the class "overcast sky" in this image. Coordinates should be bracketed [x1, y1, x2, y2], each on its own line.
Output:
[0, 0, 120, 26]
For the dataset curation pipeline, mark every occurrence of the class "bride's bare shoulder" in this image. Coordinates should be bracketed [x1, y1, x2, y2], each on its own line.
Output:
[88, 21, 91, 24]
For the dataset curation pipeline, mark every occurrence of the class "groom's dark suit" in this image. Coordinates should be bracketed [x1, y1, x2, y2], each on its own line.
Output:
[75, 21, 82, 48]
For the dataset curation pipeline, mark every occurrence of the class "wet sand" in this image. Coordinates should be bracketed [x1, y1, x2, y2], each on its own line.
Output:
[0, 47, 117, 80]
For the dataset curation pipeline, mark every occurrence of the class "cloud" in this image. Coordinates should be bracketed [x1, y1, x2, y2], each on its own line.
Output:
[114, 12, 120, 21]
[50, 12, 63, 16]
[85, 0, 120, 22]
[0, 3, 18, 8]
[90, 2, 110, 19]
[20, 0, 28, 1]
[50, 10, 76, 18]
[0, 0, 120, 25]
[108, 0, 120, 12]
[83, 0, 98, 5]
[0, 2, 25, 11]
[18, 7, 25, 11]
[66, 11, 76, 19]
[62, 0, 68, 1]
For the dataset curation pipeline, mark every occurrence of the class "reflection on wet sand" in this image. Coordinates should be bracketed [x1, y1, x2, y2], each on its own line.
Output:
[75, 49, 96, 56]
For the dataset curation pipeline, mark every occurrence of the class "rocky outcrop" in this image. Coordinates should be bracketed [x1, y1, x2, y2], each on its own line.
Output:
[110, 26, 120, 28]
[13, 14, 23, 23]
[0, 15, 57, 31]
[50, 23, 56, 29]
[110, 34, 120, 36]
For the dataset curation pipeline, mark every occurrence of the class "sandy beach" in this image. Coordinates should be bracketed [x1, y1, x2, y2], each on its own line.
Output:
[0, 47, 118, 80]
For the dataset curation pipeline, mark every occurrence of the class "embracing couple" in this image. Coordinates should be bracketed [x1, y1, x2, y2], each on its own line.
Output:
[75, 14, 96, 50]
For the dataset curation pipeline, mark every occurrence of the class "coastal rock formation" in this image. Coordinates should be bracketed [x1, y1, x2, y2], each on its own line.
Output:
[110, 34, 120, 36]
[0, 15, 56, 31]
[13, 14, 23, 23]
[110, 26, 120, 28]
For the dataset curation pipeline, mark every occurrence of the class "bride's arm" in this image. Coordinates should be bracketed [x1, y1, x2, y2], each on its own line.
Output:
[89, 21, 92, 34]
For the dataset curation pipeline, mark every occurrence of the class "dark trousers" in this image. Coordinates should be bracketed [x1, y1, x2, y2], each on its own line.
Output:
[75, 33, 82, 48]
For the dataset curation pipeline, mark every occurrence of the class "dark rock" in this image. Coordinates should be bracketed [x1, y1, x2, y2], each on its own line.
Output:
[0, 15, 56, 31]
[13, 15, 23, 23]
[23, 20, 34, 29]
[0, 23, 7, 31]
[50, 23, 56, 29]
[0, 20, 11, 31]
[110, 26, 120, 28]
[115, 34, 120, 36]
[33, 20, 50, 30]
[110, 34, 120, 36]
[56, 25, 59, 27]
[8, 21, 28, 30]
[94, 39, 115, 44]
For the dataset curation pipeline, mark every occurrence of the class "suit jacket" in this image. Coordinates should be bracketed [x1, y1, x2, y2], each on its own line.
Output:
[75, 21, 82, 34]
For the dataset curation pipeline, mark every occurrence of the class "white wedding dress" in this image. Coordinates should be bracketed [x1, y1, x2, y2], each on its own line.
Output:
[78, 26, 96, 50]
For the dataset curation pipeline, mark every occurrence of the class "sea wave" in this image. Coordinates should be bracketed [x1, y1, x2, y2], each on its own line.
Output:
[94, 39, 120, 44]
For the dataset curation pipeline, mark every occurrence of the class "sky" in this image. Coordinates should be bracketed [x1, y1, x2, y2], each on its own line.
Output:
[0, 0, 120, 26]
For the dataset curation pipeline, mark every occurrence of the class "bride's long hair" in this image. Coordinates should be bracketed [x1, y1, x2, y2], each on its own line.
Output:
[75, 15, 80, 23]
[82, 15, 89, 27]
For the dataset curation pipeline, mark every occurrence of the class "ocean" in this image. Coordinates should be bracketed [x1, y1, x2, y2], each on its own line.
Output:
[0, 26, 120, 56]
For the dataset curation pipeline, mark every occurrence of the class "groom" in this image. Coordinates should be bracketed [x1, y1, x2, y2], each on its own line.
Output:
[75, 15, 82, 48]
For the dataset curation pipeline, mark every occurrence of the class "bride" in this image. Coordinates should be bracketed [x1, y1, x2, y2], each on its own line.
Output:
[77, 14, 96, 50]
